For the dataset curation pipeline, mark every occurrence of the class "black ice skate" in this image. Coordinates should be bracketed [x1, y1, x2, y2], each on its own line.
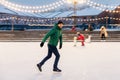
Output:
[53, 68, 62, 72]
[37, 64, 42, 72]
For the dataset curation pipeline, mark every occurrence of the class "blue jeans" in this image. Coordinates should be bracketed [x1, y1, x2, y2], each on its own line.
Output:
[39, 44, 60, 69]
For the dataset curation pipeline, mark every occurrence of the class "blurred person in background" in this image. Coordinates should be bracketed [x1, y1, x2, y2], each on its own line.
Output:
[100, 26, 108, 40]
[73, 32, 85, 46]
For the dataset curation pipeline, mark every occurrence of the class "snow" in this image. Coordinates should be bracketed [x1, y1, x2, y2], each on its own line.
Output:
[0, 42, 120, 80]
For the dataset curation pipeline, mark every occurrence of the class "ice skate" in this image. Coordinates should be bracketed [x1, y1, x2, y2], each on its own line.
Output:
[81, 44, 85, 46]
[37, 64, 42, 72]
[53, 68, 62, 72]
[74, 44, 77, 47]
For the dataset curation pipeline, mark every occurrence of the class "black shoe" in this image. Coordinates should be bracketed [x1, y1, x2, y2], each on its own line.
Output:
[37, 64, 42, 72]
[53, 68, 62, 72]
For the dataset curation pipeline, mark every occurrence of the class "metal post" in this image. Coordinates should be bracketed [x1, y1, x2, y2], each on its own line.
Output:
[11, 16, 14, 31]
[106, 16, 108, 28]
[73, 0, 77, 27]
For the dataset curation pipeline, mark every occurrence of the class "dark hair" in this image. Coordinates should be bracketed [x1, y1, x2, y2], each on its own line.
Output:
[57, 20, 63, 24]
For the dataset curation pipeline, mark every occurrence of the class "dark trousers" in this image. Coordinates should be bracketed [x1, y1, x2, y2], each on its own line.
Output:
[39, 44, 60, 69]
[101, 34, 106, 40]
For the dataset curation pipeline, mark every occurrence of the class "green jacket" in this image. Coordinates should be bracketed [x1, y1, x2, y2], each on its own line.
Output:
[42, 23, 62, 47]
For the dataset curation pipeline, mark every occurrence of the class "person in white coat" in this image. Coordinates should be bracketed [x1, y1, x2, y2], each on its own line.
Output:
[100, 26, 108, 40]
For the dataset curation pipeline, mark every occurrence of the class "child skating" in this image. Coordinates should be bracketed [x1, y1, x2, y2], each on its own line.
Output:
[73, 32, 85, 46]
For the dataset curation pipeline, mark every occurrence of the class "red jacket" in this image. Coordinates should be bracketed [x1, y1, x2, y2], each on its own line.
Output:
[77, 34, 84, 40]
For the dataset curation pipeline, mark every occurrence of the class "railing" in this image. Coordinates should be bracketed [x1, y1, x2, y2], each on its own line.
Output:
[0, 30, 120, 42]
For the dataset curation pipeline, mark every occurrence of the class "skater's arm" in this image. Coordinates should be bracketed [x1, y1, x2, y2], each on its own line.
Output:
[42, 29, 55, 43]
[59, 34, 62, 48]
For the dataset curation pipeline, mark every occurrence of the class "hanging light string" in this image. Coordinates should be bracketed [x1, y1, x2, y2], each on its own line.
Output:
[0, 0, 120, 14]
[0, 0, 120, 13]
[0, 0, 65, 13]
[1, 17, 120, 24]
[86, 0, 120, 13]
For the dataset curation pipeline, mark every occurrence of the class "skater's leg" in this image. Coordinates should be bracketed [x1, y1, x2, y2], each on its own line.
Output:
[101, 34, 104, 40]
[103, 34, 106, 40]
[89, 35, 91, 43]
[80, 36, 85, 46]
[74, 37, 77, 46]
[37, 44, 53, 72]
[37, 45, 52, 71]
[52, 47, 60, 69]
[81, 40, 85, 46]
[39, 44, 52, 66]
[52, 47, 61, 72]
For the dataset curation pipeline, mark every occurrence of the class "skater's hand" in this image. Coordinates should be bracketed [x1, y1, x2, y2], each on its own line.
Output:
[59, 44, 62, 49]
[40, 42, 44, 47]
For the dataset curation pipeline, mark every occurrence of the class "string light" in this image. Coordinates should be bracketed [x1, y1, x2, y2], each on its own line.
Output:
[105, 9, 120, 13]
[0, 0, 120, 13]
[0, 0, 120, 23]
[1, 17, 120, 24]
[87, 0, 118, 9]
[0, 0, 65, 13]
[86, 0, 120, 13]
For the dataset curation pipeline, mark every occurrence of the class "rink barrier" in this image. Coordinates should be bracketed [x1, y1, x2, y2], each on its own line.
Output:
[0, 30, 120, 42]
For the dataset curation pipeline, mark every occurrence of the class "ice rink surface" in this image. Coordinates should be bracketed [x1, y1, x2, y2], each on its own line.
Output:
[0, 42, 120, 80]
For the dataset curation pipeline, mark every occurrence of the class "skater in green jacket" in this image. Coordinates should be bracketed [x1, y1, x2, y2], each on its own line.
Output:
[37, 20, 63, 72]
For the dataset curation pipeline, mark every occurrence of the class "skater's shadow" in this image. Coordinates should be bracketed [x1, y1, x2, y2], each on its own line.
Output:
[34, 72, 62, 80]
[50, 72, 62, 80]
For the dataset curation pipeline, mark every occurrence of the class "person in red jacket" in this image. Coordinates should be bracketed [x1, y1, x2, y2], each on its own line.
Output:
[74, 32, 85, 46]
